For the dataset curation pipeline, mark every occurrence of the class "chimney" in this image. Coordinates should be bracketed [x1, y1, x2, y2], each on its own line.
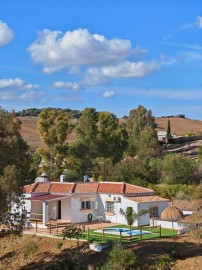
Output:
[83, 175, 89, 182]
[41, 172, 48, 182]
[60, 174, 66, 182]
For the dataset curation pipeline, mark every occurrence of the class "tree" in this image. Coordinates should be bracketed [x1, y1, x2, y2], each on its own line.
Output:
[0, 108, 31, 180]
[120, 207, 149, 238]
[166, 119, 171, 141]
[63, 224, 82, 245]
[97, 111, 128, 163]
[37, 108, 72, 178]
[160, 154, 198, 185]
[126, 105, 159, 158]
[0, 108, 32, 232]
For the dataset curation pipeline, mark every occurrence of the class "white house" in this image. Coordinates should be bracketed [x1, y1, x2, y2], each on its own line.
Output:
[21, 176, 169, 228]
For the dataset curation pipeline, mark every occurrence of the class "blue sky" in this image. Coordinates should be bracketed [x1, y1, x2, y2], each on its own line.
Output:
[0, 0, 202, 119]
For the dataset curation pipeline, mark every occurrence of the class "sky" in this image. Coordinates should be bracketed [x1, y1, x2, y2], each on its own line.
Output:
[0, 0, 202, 119]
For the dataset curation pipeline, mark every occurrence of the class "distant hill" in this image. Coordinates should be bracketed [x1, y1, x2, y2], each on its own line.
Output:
[19, 116, 202, 148]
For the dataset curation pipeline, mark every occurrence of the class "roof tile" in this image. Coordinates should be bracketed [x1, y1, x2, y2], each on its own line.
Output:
[124, 183, 153, 194]
[127, 196, 169, 203]
[33, 182, 50, 193]
[98, 182, 123, 194]
[49, 182, 74, 194]
[74, 182, 99, 194]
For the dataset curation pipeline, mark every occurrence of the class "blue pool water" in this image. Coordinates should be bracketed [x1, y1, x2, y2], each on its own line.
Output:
[104, 227, 151, 235]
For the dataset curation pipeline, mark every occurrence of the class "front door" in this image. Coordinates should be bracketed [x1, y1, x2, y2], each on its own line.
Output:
[58, 201, 61, 219]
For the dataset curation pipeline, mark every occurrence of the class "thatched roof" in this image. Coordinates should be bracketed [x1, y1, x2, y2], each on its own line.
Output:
[161, 205, 183, 221]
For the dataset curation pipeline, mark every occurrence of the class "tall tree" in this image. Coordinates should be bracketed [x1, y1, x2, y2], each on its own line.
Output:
[126, 105, 159, 157]
[37, 108, 72, 178]
[0, 108, 32, 231]
[97, 111, 128, 163]
[166, 119, 171, 141]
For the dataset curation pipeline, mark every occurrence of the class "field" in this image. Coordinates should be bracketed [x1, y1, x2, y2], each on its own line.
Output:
[0, 233, 201, 269]
[19, 116, 202, 148]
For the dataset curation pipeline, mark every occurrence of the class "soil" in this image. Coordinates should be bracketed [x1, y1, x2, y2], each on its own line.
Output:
[0, 234, 201, 269]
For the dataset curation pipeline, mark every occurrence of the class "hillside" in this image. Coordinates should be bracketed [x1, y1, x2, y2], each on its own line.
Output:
[19, 116, 202, 148]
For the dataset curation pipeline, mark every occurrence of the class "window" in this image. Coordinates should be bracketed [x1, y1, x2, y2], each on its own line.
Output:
[149, 206, 159, 218]
[81, 201, 91, 210]
[105, 201, 115, 213]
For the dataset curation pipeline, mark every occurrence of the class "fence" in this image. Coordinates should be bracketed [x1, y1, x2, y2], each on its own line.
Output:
[82, 225, 162, 241]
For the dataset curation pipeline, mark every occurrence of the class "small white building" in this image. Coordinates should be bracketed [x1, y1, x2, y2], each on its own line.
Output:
[20, 176, 169, 228]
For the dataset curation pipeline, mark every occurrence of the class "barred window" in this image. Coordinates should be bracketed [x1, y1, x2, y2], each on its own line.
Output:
[81, 201, 91, 209]
[149, 206, 159, 218]
[105, 202, 115, 213]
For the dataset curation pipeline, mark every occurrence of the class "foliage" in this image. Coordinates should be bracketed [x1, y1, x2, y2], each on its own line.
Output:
[63, 224, 82, 244]
[159, 153, 198, 185]
[55, 241, 63, 250]
[120, 207, 149, 235]
[0, 109, 33, 232]
[166, 119, 171, 140]
[0, 108, 32, 180]
[126, 105, 159, 158]
[149, 255, 173, 270]
[37, 108, 72, 178]
[98, 242, 137, 270]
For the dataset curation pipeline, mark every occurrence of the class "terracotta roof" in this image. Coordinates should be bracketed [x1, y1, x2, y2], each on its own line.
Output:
[32, 182, 51, 193]
[73, 182, 99, 194]
[26, 194, 69, 202]
[49, 182, 75, 194]
[98, 182, 124, 194]
[23, 183, 37, 193]
[23, 181, 156, 196]
[124, 183, 153, 195]
[127, 195, 169, 203]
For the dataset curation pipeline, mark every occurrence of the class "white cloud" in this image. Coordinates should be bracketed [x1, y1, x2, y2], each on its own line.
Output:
[87, 61, 159, 79]
[197, 16, 202, 28]
[19, 91, 43, 101]
[0, 21, 14, 47]
[28, 28, 131, 73]
[102, 90, 115, 98]
[53, 81, 83, 91]
[0, 77, 39, 90]
[0, 90, 43, 101]
[82, 68, 110, 86]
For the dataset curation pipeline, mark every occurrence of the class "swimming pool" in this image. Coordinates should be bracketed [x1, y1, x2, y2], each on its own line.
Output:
[103, 227, 151, 236]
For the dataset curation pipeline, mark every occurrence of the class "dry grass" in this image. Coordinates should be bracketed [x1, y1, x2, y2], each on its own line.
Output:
[0, 234, 201, 269]
[19, 116, 202, 148]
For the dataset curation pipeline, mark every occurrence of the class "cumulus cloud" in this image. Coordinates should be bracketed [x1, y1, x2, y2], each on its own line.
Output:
[101, 90, 115, 98]
[53, 81, 84, 91]
[85, 61, 159, 80]
[0, 77, 39, 90]
[28, 28, 131, 73]
[0, 21, 14, 47]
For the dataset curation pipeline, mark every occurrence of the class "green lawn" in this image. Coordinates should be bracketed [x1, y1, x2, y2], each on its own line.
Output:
[78, 225, 178, 244]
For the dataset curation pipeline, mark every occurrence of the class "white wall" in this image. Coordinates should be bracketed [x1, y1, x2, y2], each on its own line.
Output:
[138, 201, 169, 226]
[30, 201, 42, 220]
[98, 195, 139, 226]
[48, 200, 57, 220]
[150, 219, 185, 230]
[61, 198, 71, 221]
[70, 196, 98, 223]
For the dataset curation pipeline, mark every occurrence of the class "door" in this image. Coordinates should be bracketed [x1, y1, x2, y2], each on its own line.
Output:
[58, 201, 61, 219]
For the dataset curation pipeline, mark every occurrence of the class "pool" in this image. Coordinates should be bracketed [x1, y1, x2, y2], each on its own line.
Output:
[94, 227, 151, 236]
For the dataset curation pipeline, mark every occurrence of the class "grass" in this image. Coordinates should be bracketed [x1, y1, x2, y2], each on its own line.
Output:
[57, 225, 177, 244]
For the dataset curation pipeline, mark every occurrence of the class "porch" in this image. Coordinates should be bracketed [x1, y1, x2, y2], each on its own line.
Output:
[25, 194, 71, 227]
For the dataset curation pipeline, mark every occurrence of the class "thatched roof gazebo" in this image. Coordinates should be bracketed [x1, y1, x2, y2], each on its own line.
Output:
[161, 205, 184, 231]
